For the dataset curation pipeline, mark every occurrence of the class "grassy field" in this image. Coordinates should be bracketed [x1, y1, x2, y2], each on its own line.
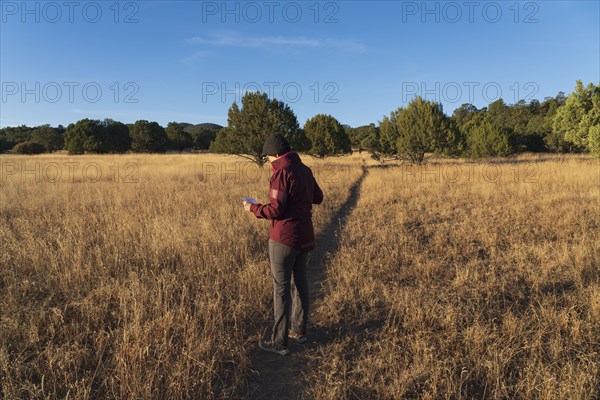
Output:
[1, 152, 598, 399]
[308, 154, 599, 399]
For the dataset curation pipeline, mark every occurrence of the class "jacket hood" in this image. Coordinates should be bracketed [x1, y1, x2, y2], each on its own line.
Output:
[271, 151, 301, 171]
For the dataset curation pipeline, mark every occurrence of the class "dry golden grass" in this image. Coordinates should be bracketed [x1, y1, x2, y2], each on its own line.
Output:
[1, 152, 598, 399]
[0, 152, 362, 399]
[309, 154, 600, 399]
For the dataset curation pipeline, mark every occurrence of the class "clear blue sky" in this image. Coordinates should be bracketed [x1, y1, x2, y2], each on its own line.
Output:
[1, 0, 598, 128]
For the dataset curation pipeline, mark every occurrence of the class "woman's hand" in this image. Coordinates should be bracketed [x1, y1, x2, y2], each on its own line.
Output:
[242, 201, 253, 212]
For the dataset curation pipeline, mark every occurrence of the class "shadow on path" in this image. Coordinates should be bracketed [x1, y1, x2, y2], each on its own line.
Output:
[247, 162, 369, 400]
[308, 162, 368, 302]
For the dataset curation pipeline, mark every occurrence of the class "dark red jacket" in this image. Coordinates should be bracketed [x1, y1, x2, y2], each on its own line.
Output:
[250, 151, 323, 251]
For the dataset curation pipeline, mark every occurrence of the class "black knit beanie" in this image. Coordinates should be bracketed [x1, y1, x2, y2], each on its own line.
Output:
[261, 133, 291, 157]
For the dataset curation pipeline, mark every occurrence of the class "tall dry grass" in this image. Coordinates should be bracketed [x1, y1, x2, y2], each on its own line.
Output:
[0, 152, 363, 399]
[308, 155, 600, 399]
[2, 152, 598, 399]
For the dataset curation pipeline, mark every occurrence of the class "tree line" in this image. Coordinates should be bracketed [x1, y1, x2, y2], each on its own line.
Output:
[2, 80, 598, 162]
[1, 121, 221, 155]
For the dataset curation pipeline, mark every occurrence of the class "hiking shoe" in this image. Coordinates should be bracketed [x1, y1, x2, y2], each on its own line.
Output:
[259, 340, 289, 356]
[289, 332, 308, 344]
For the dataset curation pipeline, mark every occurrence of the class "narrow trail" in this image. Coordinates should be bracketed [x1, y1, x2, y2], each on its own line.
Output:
[247, 162, 369, 400]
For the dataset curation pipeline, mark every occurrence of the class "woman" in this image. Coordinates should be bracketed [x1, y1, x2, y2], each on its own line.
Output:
[243, 133, 324, 355]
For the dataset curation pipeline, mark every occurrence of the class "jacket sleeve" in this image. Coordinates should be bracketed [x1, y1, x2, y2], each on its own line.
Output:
[250, 170, 289, 220]
[313, 177, 324, 204]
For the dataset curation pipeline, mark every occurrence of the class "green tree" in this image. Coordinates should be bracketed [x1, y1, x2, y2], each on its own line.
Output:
[166, 122, 193, 150]
[190, 127, 217, 150]
[0, 125, 35, 149]
[508, 100, 533, 134]
[102, 119, 131, 153]
[13, 141, 46, 154]
[552, 81, 600, 152]
[64, 119, 130, 154]
[209, 127, 237, 154]
[452, 103, 480, 130]
[64, 119, 102, 154]
[209, 92, 301, 165]
[363, 128, 388, 162]
[486, 99, 512, 130]
[544, 128, 571, 153]
[292, 128, 311, 152]
[30, 124, 65, 152]
[588, 125, 600, 159]
[303, 114, 351, 158]
[539, 93, 568, 152]
[382, 97, 461, 163]
[378, 111, 400, 159]
[520, 114, 548, 152]
[345, 124, 377, 149]
[130, 120, 168, 152]
[507, 100, 539, 152]
[579, 87, 600, 150]
[517, 95, 565, 152]
[466, 118, 515, 158]
[182, 124, 221, 150]
[356, 124, 381, 157]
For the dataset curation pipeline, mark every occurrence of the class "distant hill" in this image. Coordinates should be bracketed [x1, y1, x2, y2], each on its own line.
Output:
[181, 123, 223, 134]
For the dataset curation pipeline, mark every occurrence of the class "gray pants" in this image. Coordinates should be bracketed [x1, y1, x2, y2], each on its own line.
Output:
[268, 239, 310, 346]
